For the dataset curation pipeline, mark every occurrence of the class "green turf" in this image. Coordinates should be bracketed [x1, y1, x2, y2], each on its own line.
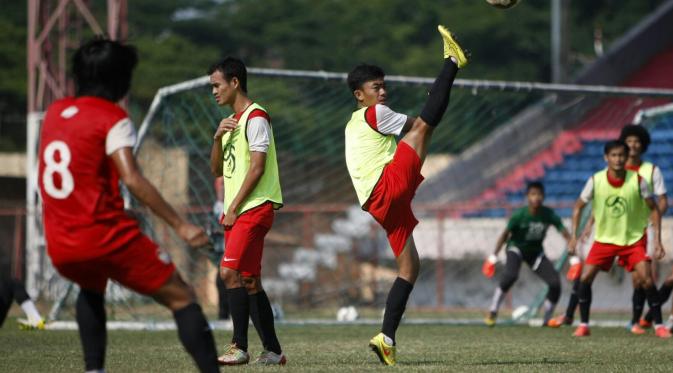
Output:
[2, 321, 673, 372]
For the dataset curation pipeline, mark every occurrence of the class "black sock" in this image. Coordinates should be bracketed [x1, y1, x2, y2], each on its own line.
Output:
[11, 279, 30, 304]
[565, 279, 580, 319]
[381, 277, 414, 343]
[173, 303, 219, 373]
[419, 59, 458, 127]
[255, 291, 282, 354]
[216, 273, 229, 320]
[631, 287, 647, 324]
[645, 283, 673, 322]
[76, 290, 107, 371]
[0, 279, 14, 328]
[227, 287, 250, 351]
[645, 286, 663, 325]
[248, 293, 266, 348]
[577, 282, 592, 324]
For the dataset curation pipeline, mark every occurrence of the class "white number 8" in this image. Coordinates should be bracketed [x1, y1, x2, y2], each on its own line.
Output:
[42, 140, 74, 199]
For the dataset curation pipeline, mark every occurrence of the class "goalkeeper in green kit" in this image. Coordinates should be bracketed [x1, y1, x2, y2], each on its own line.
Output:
[483, 182, 571, 326]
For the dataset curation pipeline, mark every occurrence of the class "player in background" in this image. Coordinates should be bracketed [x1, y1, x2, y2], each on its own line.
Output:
[38, 38, 220, 373]
[0, 277, 45, 330]
[209, 57, 285, 366]
[345, 25, 468, 365]
[568, 140, 670, 338]
[483, 182, 570, 327]
[618, 125, 672, 333]
[551, 125, 671, 332]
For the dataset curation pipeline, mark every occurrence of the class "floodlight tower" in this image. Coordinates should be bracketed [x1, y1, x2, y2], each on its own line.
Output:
[25, 0, 127, 296]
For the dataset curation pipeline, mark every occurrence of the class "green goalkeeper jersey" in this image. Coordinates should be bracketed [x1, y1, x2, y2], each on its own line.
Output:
[506, 206, 565, 255]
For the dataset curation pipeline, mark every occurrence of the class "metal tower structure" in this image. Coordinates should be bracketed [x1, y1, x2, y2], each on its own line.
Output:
[25, 0, 127, 297]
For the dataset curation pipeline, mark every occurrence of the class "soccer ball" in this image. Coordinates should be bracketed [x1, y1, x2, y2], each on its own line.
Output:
[486, 0, 520, 9]
[336, 306, 359, 322]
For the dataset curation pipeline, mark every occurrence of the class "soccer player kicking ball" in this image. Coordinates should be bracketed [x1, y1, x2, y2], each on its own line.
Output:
[208, 58, 286, 366]
[483, 182, 570, 327]
[618, 125, 671, 334]
[345, 25, 468, 366]
[569, 140, 671, 338]
[38, 39, 220, 372]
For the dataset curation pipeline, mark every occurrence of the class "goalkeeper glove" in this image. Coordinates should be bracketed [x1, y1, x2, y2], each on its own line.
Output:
[566, 255, 582, 281]
[482, 254, 498, 278]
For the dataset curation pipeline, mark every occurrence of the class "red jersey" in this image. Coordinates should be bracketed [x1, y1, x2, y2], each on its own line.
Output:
[38, 96, 142, 264]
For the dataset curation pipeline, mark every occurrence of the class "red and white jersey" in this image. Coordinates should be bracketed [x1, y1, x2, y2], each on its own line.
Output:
[38, 96, 141, 264]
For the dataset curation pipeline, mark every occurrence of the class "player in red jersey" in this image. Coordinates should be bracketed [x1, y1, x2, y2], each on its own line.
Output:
[38, 38, 219, 373]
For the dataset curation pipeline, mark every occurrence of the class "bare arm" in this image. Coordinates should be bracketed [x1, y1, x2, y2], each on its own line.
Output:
[657, 195, 668, 216]
[400, 116, 417, 134]
[568, 198, 587, 255]
[493, 229, 511, 256]
[560, 227, 572, 243]
[111, 147, 208, 247]
[221, 151, 267, 228]
[646, 197, 665, 260]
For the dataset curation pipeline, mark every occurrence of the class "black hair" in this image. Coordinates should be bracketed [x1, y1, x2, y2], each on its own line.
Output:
[347, 64, 385, 93]
[207, 57, 248, 93]
[604, 139, 628, 155]
[526, 181, 545, 194]
[619, 124, 651, 153]
[73, 37, 138, 102]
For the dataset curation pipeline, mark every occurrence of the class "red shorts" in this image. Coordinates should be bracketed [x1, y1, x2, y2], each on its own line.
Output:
[54, 234, 175, 294]
[365, 142, 424, 257]
[221, 202, 274, 277]
[586, 235, 649, 272]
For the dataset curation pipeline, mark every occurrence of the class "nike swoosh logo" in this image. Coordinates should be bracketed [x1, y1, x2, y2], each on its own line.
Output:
[383, 349, 391, 356]
[223, 257, 238, 262]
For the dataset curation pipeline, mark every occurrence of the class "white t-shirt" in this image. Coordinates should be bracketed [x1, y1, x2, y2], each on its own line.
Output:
[365, 104, 408, 136]
[246, 116, 271, 153]
[652, 166, 667, 196]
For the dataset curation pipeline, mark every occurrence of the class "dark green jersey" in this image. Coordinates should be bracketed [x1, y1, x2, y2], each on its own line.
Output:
[506, 206, 565, 254]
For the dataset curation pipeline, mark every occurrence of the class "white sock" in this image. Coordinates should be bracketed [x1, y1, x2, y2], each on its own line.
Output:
[382, 334, 394, 345]
[489, 287, 506, 314]
[579, 322, 588, 327]
[20, 300, 42, 324]
[449, 56, 458, 65]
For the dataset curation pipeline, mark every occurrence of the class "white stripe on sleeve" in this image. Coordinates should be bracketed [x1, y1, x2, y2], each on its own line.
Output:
[246, 117, 271, 153]
[105, 118, 137, 155]
[375, 104, 408, 136]
[653, 166, 667, 196]
[579, 177, 593, 203]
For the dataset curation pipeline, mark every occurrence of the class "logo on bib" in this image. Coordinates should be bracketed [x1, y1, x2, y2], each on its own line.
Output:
[605, 195, 627, 218]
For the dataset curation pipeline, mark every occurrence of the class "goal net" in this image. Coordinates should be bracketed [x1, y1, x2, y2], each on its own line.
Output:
[26, 68, 673, 327]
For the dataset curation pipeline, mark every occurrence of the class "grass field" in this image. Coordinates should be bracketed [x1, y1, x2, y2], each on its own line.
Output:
[3, 319, 673, 372]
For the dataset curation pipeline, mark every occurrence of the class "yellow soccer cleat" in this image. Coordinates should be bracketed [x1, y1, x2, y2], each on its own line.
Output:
[368, 332, 396, 366]
[437, 25, 469, 68]
[484, 314, 496, 327]
[18, 318, 46, 331]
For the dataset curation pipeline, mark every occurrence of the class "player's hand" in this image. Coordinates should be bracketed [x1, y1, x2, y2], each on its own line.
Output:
[482, 255, 497, 278]
[654, 241, 666, 260]
[176, 222, 210, 248]
[214, 118, 238, 140]
[567, 237, 578, 256]
[222, 209, 237, 230]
